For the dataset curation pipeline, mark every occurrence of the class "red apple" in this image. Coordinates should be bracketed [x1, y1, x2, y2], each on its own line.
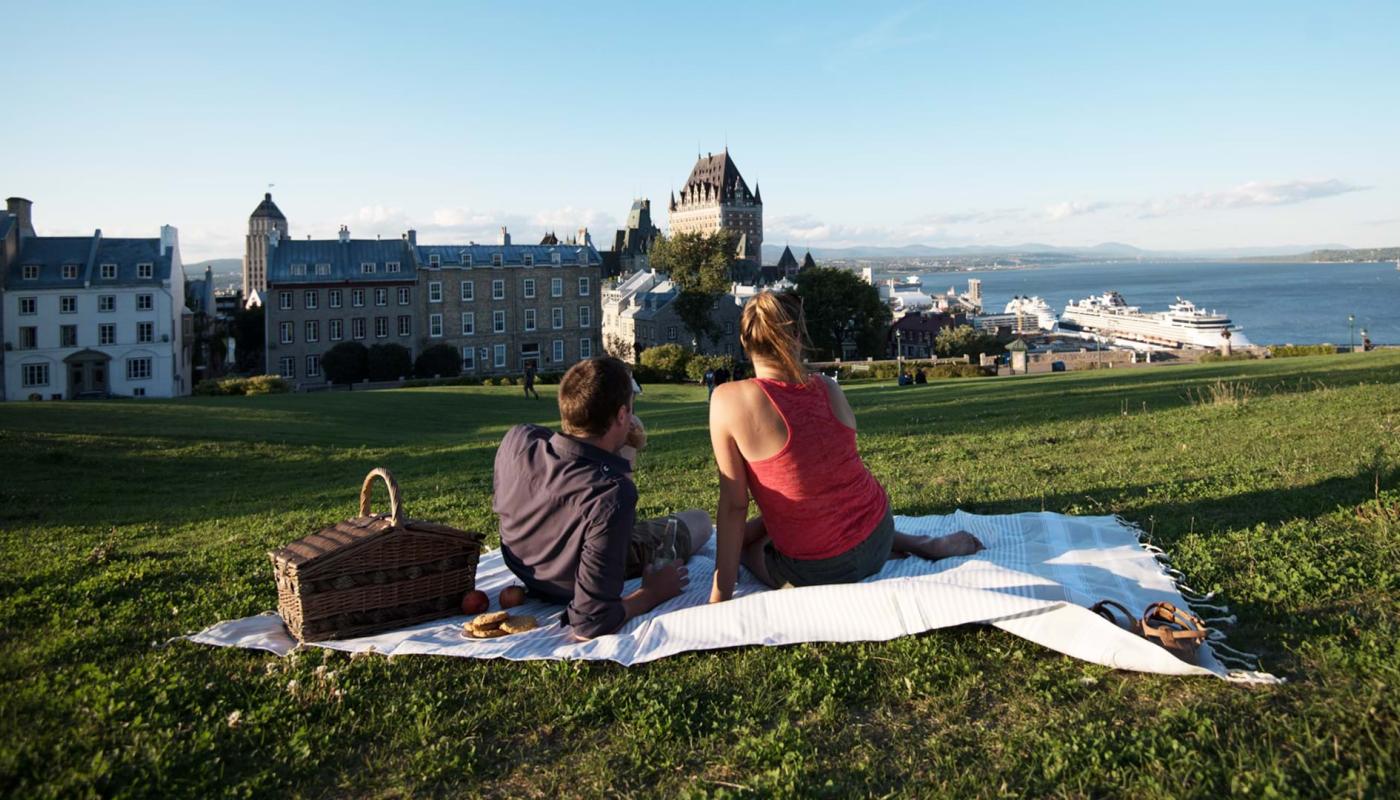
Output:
[460, 590, 489, 615]
[499, 585, 527, 609]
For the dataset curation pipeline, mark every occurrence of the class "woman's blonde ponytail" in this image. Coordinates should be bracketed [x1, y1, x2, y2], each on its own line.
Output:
[739, 291, 811, 384]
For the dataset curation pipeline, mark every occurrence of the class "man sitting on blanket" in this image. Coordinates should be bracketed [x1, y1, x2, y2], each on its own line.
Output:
[493, 356, 712, 639]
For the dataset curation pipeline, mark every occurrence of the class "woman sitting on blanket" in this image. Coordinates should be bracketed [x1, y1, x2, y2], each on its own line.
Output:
[707, 291, 984, 602]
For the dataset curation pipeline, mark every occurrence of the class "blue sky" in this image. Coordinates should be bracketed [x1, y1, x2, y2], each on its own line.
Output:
[5, 1, 1398, 261]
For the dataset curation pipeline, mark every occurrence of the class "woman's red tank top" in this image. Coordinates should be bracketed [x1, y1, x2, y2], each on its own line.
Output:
[744, 375, 889, 560]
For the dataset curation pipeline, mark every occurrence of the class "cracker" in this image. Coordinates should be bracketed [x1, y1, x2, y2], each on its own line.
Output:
[500, 615, 538, 634]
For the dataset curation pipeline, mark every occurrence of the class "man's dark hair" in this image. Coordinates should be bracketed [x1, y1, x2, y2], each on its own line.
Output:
[558, 357, 633, 437]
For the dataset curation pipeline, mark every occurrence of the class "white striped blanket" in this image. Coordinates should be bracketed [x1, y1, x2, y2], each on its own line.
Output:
[189, 511, 1280, 683]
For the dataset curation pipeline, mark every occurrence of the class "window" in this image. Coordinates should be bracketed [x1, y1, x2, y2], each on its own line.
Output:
[99, 324, 116, 345]
[100, 263, 117, 279]
[352, 289, 365, 307]
[461, 346, 475, 372]
[428, 254, 441, 267]
[361, 262, 376, 275]
[137, 294, 154, 311]
[551, 277, 563, 298]
[22, 265, 38, 280]
[330, 319, 344, 341]
[127, 357, 152, 380]
[460, 252, 472, 266]
[386, 261, 401, 273]
[551, 251, 562, 266]
[352, 318, 367, 339]
[279, 291, 293, 311]
[329, 290, 342, 309]
[22, 363, 49, 387]
[374, 287, 387, 306]
[724, 321, 734, 335]
[291, 263, 307, 277]
[492, 279, 505, 300]
[579, 305, 592, 328]
[461, 312, 475, 335]
[552, 307, 564, 329]
[19, 327, 37, 349]
[429, 313, 443, 338]
[579, 338, 592, 358]
[305, 320, 320, 343]
[491, 253, 503, 267]
[428, 281, 443, 303]
[375, 316, 389, 338]
[307, 354, 322, 378]
[523, 254, 534, 267]
[19, 297, 36, 315]
[667, 325, 677, 341]
[461, 281, 474, 301]
[137, 321, 155, 344]
[62, 264, 79, 280]
[279, 356, 295, 378]
[552, 339, 564, 363]
[578, 251, 588, 266]
[493, 344, 506, 368]
[304, 290, 318, 310]
[59, 296, 77, 314]
[279, 321, 293, 344]
[523, 278, 535, 299]
[132, 387, 146, 397]
[493, 310, 506, 334]
[397, 315, 411, 336]
[98, 295, 115, 312]
[578, 277, 591, 296]
[60, 325, 78, 347]
[524, 308, 536, 331]
[316, 263, 331, 276]
[137, 263, 153, 279]
[397, 287, 411, 305]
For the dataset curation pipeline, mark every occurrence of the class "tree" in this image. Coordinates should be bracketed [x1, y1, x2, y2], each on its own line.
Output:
[414, 344, 462, 379]
[793, 267, 892, 360]
[322, 342, 369, 384]
[231, 304, 265, 373]
[638, 343, 692, 382]
[603, 332, 635, 363]
[934, 325, 1004, 359]
[648, 231, 735, 346]
[367, 343, 413, 381]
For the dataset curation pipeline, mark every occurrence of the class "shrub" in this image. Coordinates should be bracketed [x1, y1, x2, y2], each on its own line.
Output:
[414, 344, 462, 379]
[536, 372, 562, 385]
[243, 375, 290, 395]
[501, 376, 517, 386]
[1270, 344, 1338, 358]
[639, 344, 692, 382]
[367, 343, 413, 381]
[935, 325, 1004, 359]
[322, 342, 369, 384]
[1199, 351, 1258, 363]
[195, 375, 289, 396]
[686, 354, 735, 383]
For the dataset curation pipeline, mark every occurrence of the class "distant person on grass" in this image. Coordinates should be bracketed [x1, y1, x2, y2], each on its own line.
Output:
[494, 357, 712, 638]
[706, 292, 983, 602]
[522, 361, 540, 400]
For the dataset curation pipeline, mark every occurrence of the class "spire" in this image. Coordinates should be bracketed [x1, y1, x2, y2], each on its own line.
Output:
[753, 183, 761, 203]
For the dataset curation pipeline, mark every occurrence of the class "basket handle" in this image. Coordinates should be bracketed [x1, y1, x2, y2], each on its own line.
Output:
[359, 468, 404, 526]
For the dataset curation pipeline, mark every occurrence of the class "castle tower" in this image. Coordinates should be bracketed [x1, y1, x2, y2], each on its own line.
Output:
[668, 149, 762, 264]
[244, 192, 288, 297]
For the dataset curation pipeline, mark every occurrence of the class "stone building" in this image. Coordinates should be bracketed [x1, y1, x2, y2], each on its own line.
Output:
[604, 198, 661, 278]
[887, 311, 967, 359]
[244, 192, 288, 298]
[1, 197, 191, 400]
[668, 149, 762, 266]
[601, 269, 743, 363]
[416, 228, 602, 376]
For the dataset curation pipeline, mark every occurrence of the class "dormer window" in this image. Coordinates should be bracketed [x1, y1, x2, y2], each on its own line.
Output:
[428, 254, 441, 268]
[137, 262, 153, 279]
[290, 263, 307, 276]
[523, 254, 534, 267]
[22, 265, 39, 280]
[386, 261, 400, 273]
[361, 262, 376, 274]
[62, 264, 79, 280]
[491, 253, 503, 267]
[315, 263, 331, 276]
[460, 252, 472, 266]
[550, 251, 562, 265]
[577, 251, 588, 265]
[100, 263, 117, 279]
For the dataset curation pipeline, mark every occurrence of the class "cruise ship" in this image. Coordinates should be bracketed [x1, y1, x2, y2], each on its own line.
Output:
[1059, 292, 1250, 349]
[972, 296, 1058, 334]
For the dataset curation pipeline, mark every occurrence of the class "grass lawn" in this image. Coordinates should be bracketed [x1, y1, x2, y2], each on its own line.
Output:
[2, 353, 1398, 798]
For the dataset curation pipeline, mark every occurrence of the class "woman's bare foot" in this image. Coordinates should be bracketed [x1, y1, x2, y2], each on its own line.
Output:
[906, 531, 984, 560]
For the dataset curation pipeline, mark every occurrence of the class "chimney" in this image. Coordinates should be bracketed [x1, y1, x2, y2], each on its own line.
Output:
[577, 227, 592, 247]
[6, 197, 35, 238]
[498, 226, 511, 246]
[338, 225, 350, 243]
[407, 229, 417, 246]
[160, 224, 179, 256]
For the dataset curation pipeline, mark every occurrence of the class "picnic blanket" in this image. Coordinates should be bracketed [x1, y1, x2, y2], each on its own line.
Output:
[189, 511, 1280, 683]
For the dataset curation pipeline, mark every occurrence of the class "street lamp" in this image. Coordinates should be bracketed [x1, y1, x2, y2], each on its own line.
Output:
[1348, 314, 1356, 352]
[895, 328, 903, 373]
[1361, 328, 1369, 352]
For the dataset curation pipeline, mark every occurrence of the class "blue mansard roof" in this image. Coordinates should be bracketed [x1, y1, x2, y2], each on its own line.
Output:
[2, 231, 172, 290]
[266, 236, 602, 285]
[413, 242, 601, 268]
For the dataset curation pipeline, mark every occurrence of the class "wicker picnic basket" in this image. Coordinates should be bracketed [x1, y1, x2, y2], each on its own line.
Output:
[268, 468, 484, 642]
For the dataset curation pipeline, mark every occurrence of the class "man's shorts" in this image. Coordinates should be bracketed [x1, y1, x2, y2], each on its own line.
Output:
[623, 515, 694, 579]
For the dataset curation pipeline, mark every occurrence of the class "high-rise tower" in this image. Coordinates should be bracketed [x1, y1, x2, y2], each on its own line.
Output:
[668, 149, 762, 264]
[244, 192, 288, 297]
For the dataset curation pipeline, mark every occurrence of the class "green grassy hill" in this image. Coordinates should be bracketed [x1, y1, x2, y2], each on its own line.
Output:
[2, 354, 1398, 797]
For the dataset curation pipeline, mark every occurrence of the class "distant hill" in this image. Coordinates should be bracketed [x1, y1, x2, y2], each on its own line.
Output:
[184, 259, 242, 287]
[1243, 247, 1400, 263]
[760, 242, 1351, 262]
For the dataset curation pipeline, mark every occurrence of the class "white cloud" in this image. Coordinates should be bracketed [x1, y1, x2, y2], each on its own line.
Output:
[1138, 179, 1367, 218]
[1043, 201, 1116, 222]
